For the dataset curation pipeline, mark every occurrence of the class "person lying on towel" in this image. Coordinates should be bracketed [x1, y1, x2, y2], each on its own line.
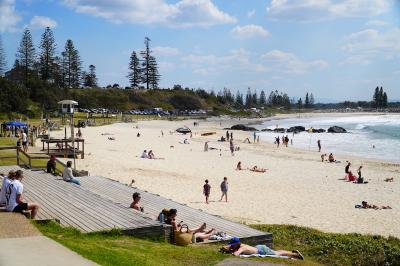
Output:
[220, 237, 304, 260]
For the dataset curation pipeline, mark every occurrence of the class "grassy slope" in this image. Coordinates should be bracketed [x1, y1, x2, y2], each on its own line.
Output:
[35, 221, 400, 266]
[253, 224, 400, 266]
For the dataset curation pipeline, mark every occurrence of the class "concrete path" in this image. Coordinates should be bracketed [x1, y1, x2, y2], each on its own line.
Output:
[0, 213, 98, 266]
[0, 236, 99, 266]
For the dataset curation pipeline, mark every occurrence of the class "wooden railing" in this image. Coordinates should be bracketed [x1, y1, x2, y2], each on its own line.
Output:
[0, 146, 68, 176]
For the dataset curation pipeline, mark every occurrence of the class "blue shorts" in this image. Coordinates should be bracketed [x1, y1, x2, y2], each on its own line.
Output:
[255, 245, 276, 256]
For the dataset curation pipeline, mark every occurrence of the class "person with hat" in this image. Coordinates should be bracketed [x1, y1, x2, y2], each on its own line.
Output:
[221, 237, 304, 259]
[47, 155, 57, 175]
[130, 192, 143, 212]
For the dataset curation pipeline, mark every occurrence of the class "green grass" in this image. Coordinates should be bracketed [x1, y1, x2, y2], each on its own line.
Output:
[33, 221, 400, 266]
[35, 221, 225, 266]
[0, 137, 18, 166]
[253, 224, 400, 266]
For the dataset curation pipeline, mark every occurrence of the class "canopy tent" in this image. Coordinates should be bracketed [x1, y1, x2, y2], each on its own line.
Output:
[4, 121, 28, 127]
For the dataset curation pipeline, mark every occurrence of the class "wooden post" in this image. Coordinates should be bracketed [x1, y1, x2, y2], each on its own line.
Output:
[28, 156, 32, 168]
[16, 147, 20, 165]
[81, 140, 85, 159]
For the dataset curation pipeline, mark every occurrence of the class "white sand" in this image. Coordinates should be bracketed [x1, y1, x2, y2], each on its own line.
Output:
[42, 116, 400, 238]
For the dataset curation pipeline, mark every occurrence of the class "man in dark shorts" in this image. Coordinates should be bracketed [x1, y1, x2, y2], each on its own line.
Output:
[345, 162, 351, 174]
[203, 180, 211, 204]
[5, 170, 39, 219]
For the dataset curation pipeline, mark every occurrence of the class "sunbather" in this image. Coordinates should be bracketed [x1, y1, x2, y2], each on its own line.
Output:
[250, 166, 266, 173]
[328, 153, 335, 162]
[384, 177, 394, 182]
[220, 237, 303, 259]
[347, 171, 357, 182]
[148, 150, 155, 159]
[130, 192, 144, 212]
[141, 150, 148, 158]
[357, 201, 392, 210]
[165, 209, 215, 241]
[62, 161, 80, 185]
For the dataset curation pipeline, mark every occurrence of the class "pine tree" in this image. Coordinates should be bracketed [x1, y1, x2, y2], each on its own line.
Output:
[297, 98, 303, 109]
[309, 93, 315, 107]
[127, 51, 141, 88]
[62, 39, 81, 88]
[259, 90, 266, 106]
[140, 37, 152, 89]
[0, 35, 6, 76]
[39, 27, 56, 81]
[16, 28, 36, 85]
[382, 92, 388, 108]
[252, 91, 258, 106]
[84, 64, 97, 87]
[305, 93, 310, 108]
[373, 86, 379, 108]
[235, 91, 244, 106]
[148, 55, 160, 89]
[379, 87, 384, 107]
[245, 88, 252, 107]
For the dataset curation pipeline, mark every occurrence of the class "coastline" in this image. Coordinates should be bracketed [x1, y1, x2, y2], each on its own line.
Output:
[39, 113, 400, 238]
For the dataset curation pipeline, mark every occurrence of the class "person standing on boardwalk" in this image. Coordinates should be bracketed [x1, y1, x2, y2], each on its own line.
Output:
[317, 140, 321, 152]
[220, 177, 228, 202]
[203, 180, 211, 204]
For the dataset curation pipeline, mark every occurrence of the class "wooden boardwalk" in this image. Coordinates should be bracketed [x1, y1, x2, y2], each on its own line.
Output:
[78, 176, 271, 243]
[0, 166, 271, 244]
[0, 166, 162, 235]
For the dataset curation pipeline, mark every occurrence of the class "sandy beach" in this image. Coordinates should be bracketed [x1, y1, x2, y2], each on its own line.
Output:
[41, 114, 400, 238]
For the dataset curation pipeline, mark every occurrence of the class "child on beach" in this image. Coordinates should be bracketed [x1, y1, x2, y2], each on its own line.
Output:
[220, 177, 228, 202]
[203, 180, 211, 204]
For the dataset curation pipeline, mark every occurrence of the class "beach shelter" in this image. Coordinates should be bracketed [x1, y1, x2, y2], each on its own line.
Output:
[4, 121, 28, 127]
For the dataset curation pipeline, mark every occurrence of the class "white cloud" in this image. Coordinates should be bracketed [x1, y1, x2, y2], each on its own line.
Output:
[341, 28, 400, 65]
[0, 0, 21, 32]
[262, 50, 328, 73]
[29, 16, 58, 29]
[231, 24, 269, 39]
[152, 46, 179, 57]
[182, 48, 269, 76]
[63, 0, 236, 27]
[266, 0, 392, 22]
[247, 9, 255, 18]
[365, 20, 388, 27]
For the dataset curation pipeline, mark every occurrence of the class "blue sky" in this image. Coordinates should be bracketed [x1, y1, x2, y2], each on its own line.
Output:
[1, 0, 400, 102]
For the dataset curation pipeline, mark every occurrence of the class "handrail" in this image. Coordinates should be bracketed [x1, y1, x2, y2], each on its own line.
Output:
[0, 145, 83, 176]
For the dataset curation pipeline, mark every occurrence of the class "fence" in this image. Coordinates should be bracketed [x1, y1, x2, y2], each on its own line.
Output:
[0, 146, 68, 176]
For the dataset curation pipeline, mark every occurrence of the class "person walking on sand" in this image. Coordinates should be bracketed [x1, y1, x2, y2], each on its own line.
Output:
[203, 180, 211, 204]
[275, 137, 280, 148]
[204, 141, 209, 152]
[253, 132, 257, 143]
[226, 131, 230, 141]
[230, 132, 233, 140]
[230, 139, 235, 156]
[317, 140, 321, 152]
[220, 177, 228, 202]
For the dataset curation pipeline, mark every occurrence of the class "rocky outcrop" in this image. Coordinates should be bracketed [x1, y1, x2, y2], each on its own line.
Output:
[312, 128, 326, 133]
[261, 128, 273, 132]
[327, 126, 347, 133]
[287, 126, 306, 133]
[273, 128, 286, 133]
[230, 124, 258, 131]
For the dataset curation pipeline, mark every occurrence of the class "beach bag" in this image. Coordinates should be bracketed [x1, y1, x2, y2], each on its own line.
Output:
[174, 224, 193, 246]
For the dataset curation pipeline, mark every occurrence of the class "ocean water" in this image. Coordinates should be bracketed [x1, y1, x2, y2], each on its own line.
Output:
[256, 114, 400, 163]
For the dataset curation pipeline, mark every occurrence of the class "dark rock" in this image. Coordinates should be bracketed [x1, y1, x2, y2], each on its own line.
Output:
[261, 128, 273, 132]
[328, 126, 347, 133]
[273, 128, 286, 133]
[230, 124, 258, 131]
[312, 128, 326, 133]
[287, 126, 306, 133]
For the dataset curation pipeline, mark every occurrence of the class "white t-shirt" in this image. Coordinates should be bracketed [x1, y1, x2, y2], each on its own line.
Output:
[22, 132, 27, 142]
[5, 180, 23, 211]
[0, 175, 11, 204]
[62, 167, 74, 181]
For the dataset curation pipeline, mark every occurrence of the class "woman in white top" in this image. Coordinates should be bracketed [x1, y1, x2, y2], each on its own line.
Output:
[62, 161, 81, 185]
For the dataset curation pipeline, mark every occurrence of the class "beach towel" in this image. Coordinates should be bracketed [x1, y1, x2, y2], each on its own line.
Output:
[208, 232, 232, 241]
[240, 254, 291, 259]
